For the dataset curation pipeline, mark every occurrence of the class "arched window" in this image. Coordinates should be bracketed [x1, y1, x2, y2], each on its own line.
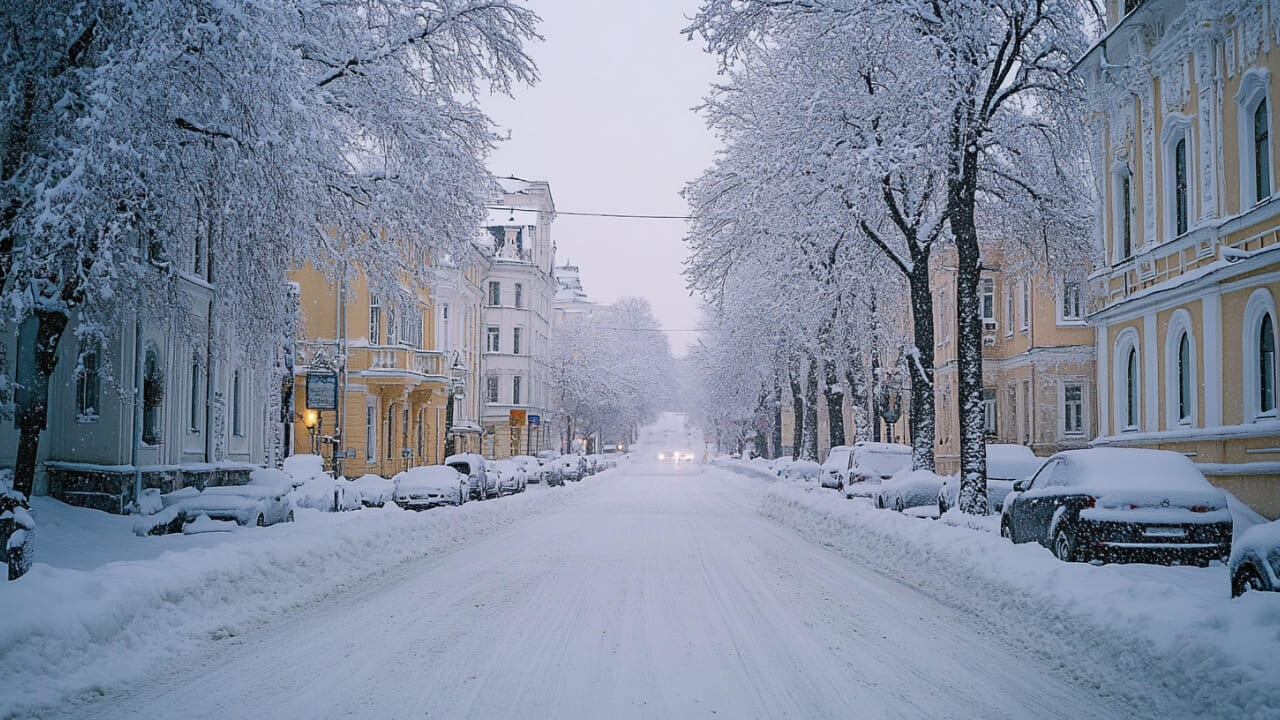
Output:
[1177, 333, 1192, 423]
[1174, 138, 1188, 236]
[1126, 347, 1140, 428]
[1256, 98, 1272, 202]
[143, 344, 163, 445]
[1261, 314, 1276, 414]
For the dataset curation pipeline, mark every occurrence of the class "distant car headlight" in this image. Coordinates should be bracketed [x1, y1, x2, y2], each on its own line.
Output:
[658, 453, 666, 460]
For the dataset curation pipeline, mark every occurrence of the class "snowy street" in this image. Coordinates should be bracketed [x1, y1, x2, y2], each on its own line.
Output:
[45, 452, 1153, 719]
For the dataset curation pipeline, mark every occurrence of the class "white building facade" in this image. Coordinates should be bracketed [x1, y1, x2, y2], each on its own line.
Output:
[480, 178, 557, 458]
[1, 266, 289, 512]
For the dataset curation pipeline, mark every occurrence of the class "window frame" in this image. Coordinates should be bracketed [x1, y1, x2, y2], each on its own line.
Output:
[232, 369, 244, 437]
[1063, 383, 1084, 436]
[488, 281, 501, 307]
[1113, 328, 1142, 432]
[75, 342, 101, 422]
[1242, 288, 1279, 422]
[486, 376, 500, 404]
[369, 295, 382, 345]
[1161, 114, 1195, 241]
[1113, 166, 1135, 263]
[1235, 68, 1274, 212]
[513, 375, 522, 405]
[486, 326, 501, 353]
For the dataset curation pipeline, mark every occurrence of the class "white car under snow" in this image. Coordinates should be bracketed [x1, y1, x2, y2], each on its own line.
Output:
[393, 466, 470, 510]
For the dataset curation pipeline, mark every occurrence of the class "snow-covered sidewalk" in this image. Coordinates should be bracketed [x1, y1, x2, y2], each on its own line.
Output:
[714, 459, 1280, 719]
[0, 477, 605, 718]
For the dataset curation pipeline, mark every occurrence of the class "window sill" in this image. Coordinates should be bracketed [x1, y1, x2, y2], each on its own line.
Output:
[75, 414, 100, 425]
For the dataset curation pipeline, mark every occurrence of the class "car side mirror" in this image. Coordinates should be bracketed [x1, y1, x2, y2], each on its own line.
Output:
[1013, 479, 1027, 492]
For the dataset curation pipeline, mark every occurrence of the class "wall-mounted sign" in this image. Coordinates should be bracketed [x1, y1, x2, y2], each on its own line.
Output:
[305, 372, 339, 410]
[509, 409, 527, 427]
[528, 414, 540, 426]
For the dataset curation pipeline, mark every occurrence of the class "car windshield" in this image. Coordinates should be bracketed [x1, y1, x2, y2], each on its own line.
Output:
[857, 450, 912, 476]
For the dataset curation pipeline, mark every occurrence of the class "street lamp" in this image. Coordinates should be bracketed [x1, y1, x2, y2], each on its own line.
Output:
[443, 356, 466, 458]
[302, 409, 320, 455]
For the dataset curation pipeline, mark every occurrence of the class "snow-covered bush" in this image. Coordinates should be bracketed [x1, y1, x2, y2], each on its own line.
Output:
[1, 469, 34, 580]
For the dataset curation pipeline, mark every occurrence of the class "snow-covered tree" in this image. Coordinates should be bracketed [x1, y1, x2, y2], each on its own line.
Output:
[687, 0, 1096, 512]
[0, 0, 540, 496]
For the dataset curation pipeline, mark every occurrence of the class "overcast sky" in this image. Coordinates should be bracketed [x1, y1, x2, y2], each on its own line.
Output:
[482, 0, 719, 357]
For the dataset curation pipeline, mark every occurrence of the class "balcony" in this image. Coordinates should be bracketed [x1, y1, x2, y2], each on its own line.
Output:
[358, 347, 446, 385]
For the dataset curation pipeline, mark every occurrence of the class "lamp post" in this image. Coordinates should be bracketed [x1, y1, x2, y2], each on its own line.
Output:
[303, 409, 320, 455]
[875, 356, 905, 444]
[443, 357, 466, 458]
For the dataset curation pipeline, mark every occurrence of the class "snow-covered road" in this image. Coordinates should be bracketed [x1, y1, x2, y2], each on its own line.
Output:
[48, 456, 1150, 720]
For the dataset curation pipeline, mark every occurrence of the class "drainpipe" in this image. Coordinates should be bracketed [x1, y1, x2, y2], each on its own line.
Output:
[131, 317, 143, 511]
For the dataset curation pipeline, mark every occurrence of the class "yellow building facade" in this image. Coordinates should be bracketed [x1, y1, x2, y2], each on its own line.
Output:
[932, 251, 1097, 473]
[289, 246, 488, 478]
[1078, 0, 1280, 517]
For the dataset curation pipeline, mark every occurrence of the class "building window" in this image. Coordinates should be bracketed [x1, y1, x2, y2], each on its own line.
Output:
[1061, 282, 1082, 321]
[488, 281, 501, 307]
[189, 355, 201, 432]
[514, 283, 524, 309]
[386, 403, 395, 460]
[1174, 138, 1189, 236]
[1115, 170, 1133, 262]
[75, 343, 100, 421]
[402, 407, 410, 455]
[366, 404, 377, 461]
[142, 345, 163, 444]
[233, 369, 244, 437]
[1257, 98, 1272, 203]
[441, 304, 451, 351]
[513, 327, 522, 355]
[982, 388, 997, 435]
[486, 376, 499, 404]
[369, 295, 381, 345]
[1261, 314, 1276, 415]
[513, 375, 522, 405]
[387, 306, 397, 345]
[486, 326, 501, 353]
[1126, 347, 1140, 429]
[1064, 384, 1083, 435]
[1176, 332, 1192, 424]
[1020, 282, 1030, 331]
[980, 278, 994, 322]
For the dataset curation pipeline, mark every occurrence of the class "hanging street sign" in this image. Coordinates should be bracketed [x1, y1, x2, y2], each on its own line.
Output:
[509, 409, 527, 427]
[305, 372, 339, 410]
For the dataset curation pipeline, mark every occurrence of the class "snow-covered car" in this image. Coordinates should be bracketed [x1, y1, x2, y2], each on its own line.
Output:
[348, 474, 395, 507]
[938, 444, 1045, 514]
[178, 484, 294, 527]
[874, 470, 946, 512]
[1000, 448, 1232, 565]
[492, 459, 527, 495]
[554, 456, 583, 482]
[819, 445, 853, 490]
[843, 442, 913, 499]
[511, 455, 546, 484]
[541, 458, 566, 486]
[1230, 519, 1280, 596]
[770, 457, 795, 478]
[393, 466, 469, 510]
[446, 453, 496, 500]
[784, 460, 822, 482]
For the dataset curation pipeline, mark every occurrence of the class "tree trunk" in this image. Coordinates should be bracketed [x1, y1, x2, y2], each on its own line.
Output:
[950, 144, 989, 514]
[771, 379, 783, 459]
[13, 310, 70, 497]
[822, 360, 845, 448]
[846, 360, 870, 443]
[789, 370, 803, 460]
[801, 356, 819, 461]
[906, 259, 936, 472]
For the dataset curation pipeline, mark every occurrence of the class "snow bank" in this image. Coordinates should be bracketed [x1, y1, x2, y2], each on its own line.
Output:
[759, 482, 1280, 719]
[0, 475, 607, 717]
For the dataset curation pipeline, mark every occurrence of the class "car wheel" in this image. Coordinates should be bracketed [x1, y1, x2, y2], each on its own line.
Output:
[893, 497, 905, 513]
[938, 500, 947, 516]
[1052, 527, 1077, 562]
[1232, 563, 1266, 597]
[875, 496, 884, 509]
[286, 510, 295, 523]
[1000, 519, 1013, 541]
[256, 514, 266, 527]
